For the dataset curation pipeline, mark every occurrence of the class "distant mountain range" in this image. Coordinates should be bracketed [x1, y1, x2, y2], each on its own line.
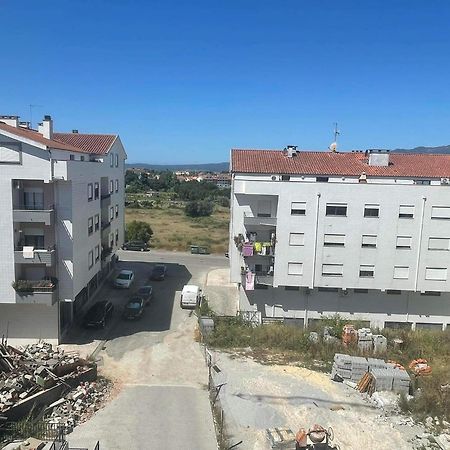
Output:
[126, 162, 229, 172]
[390, 145, 450, 154]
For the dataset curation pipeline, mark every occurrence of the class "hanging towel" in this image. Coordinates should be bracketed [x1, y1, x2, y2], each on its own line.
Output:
[254, 242, 262, 253]
[246, 272, 255, 290]
[242, 243, 254, 257]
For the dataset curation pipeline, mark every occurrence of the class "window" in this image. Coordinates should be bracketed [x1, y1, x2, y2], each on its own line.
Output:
[0, 142, 21, 163]
[115, 153, 119, 167]
[281, 175, 290, 181]
[288, 262, 303, 275]
[393, 266, 409, 279]
[95, 245, 100, 262]
[110, 233, 114, 248]
[115, 229, 119, 245]
[88, 217, 93, 235]
[414, 179, 431, 185]
[87, 183, 93, 201]
[115, 179, 119, 192]
[354, 288, 369, 294]
[428, 237, 450, 251]
[425, 267, 447, 281]
[285, 286, 300, 291]
[80, 155, 85, 161]
[88, 250, 93, 269]
[110, 180, 114, 194]
[318, 287, 339, 292]
[364, 204, 379, 217]
[322, 264, 343, 277]
[431, 206, 450, 220]
[291, 202, 306, 215]
[326, 203, 347, 216]
[316, 177, 329, 182]
[359, 265, 374, 278]
[323, 234, 345, 247]
[94, 214, 100, 231]
[110, 206, 114, 221]
[399, 205, 414, 218]
[115, 204, 119, 218]
[387, 290, 402, 295]
[94, 182, 99, 199]
[396, 236, 412, 249]
[420, 291, 441, 296]
[362, 234, 377, 248]
[110, 153, 114, 167]
[70, 154, 75, 161]
[289, 233, 304, 246]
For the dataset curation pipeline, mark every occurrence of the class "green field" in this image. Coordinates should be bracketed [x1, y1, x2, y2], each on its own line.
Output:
[125, 201, 230, 254]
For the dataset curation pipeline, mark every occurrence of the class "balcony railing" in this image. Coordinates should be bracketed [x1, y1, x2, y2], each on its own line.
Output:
[13, 204, 55, 225]
[101, 221, 111, 231]
[13, 279, 58, 305]
[243, 214, 277, 227]
[14, 245, 56, 266]
[101, 247, 112, 260]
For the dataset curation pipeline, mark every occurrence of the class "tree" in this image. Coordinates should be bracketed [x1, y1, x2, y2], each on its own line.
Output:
[126, 220, 153, 243]
[185, 200, 214, 217]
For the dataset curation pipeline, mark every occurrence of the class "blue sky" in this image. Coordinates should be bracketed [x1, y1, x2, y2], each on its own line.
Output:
[2, 1, 450, 164]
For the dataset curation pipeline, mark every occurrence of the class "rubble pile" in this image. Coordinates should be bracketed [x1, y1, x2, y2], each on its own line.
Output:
[0, 341, 94, 418]
[45, 378, 112, 429]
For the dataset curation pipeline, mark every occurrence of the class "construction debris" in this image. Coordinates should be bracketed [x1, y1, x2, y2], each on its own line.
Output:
[409, 358, 433, 376]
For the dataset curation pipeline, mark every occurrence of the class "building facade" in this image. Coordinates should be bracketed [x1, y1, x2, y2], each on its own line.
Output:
[0, 115, 126, 345]
[230, 147, 450, 330]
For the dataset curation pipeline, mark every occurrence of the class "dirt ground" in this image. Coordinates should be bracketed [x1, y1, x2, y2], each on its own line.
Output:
[210, 350, 430, 450]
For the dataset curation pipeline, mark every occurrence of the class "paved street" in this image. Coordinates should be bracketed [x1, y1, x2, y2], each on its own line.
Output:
[68, 250, 228, 450]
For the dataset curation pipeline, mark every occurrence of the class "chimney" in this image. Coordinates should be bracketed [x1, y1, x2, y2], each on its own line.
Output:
[285, 145, 298, 158]
[0, 115, 19, 127]
[19, 121, 31, 129]
[368, 149, 390, 167]
[38, 115, 53, 139]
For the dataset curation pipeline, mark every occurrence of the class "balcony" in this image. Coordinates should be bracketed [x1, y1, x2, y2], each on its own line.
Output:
[242, 270, 274, 288]
[13, 204, 55, 225]
[243, 214, 277, 227]
[14, 246, 56, 266]
[101, 247, 112, 261]
[13, 279, 57, 306]
[101, 221, 111, 231]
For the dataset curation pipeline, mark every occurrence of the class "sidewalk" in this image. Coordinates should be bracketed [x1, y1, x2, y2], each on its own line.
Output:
[204, 268, 238, 316]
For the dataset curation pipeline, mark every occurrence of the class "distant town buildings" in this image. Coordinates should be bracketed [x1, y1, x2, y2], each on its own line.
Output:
[230, 146, 450, 330]
[0, 115, 126, 345]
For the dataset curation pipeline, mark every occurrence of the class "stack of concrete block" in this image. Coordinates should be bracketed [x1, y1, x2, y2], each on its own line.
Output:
[373, 335, 388, 353]
[370, 367, 410, 394]
[331, 354, 369, 382]
[357, 328, 373, 352]
[350, 356, 370, 382]
[370, 368, 394, 391]
[391, 368, 411, 394]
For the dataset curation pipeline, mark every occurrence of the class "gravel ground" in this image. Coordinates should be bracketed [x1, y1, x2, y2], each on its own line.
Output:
[210, 351, 427, 450]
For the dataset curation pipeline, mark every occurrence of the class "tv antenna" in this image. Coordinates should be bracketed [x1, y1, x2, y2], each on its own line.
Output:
[29, 104, 43, 129]
[329, 122, 340, 152]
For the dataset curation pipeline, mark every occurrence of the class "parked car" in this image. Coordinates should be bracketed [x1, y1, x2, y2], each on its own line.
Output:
[122, 297, 145, 320]
[137, 285, 153, 306]
[83, 301, 114, 328]
[150, 264, 167, 281]
[122, 240, 149, 251]
[114, 270, 135, 288]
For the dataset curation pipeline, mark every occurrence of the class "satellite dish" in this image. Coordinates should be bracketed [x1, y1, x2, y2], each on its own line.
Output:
[329, 142, 337, 152]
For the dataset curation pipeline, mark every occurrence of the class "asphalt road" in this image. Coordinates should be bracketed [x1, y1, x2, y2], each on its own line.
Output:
[69, 250, 228, 450]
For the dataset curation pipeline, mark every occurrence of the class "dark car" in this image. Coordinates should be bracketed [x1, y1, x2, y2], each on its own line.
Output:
[137, 286, 153, 306]
[122, 297, 145, 320]
[150, 264, 167, 281]
[83, 301, 114, 328]
[122, 240, 149, 251]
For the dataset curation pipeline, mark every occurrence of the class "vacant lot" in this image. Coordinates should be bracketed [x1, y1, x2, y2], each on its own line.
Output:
[125, 205, 230, 253]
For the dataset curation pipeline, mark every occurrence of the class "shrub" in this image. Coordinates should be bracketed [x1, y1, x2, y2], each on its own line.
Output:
[126, 220, 153, 243]
[185, 200, 214, 217]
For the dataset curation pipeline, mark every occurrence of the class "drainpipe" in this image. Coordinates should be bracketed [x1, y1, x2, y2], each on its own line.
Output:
[414, 196, 427, 293]
[311, 193, 321, 289]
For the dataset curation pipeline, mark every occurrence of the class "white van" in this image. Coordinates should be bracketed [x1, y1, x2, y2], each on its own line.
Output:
[180, 284, 202, 309]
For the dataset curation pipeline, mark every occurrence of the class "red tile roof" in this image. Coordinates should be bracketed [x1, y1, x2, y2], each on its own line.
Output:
[53, 133, 116, 155]
[0, 121, 81, 152]
[231, 149, 450, 178]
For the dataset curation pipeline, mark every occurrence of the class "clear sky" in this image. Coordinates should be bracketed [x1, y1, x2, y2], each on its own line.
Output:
[2, 1, 450, 164]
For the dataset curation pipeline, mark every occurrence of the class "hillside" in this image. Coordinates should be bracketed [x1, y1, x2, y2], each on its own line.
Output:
[390, 145, 450, 154]
[126, 162, 229, 172]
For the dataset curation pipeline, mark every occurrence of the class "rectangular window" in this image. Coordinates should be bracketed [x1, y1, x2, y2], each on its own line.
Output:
[354, 288, 369, 294]
[281, 175, 290, 181]
[115, 153, 119, 167]
[288, 262, 303, 275]
[95, 245, 100, 262]
[88, 250, 93, 269]
[110, 180, 114, 194]
[362, 234, 377, 248]
[88, 217, 93, 235]
[425, 267, 447, 281]
[326, 203, 347, 216]
[110, 153, 114, 167]
[359, 265, 374, 278]
[110, 206, 114, 221]
[70, 154, 75, 161]
[94, 214, 100, 231]
[364, 204, 379, 217]
[87, 183, 93, 201]
[80, 155, 85, 161]
[291, 202, 306, 215]
[323, 234, 345, 247]
[428, 237, 450, 251]
[115, 179, 119, 192]
[289, 233, 304, 246]
[399, 205, 414, 218]
[285, 286, 300, 291]
[415, 179, 431, 185]
[396, 236, 412, 249]
[431, 206, 450, 220]
[94, 182, 99, 199]
[387, 289, 402, 295]
[420, 291, 441, 296]
[115, 204, 119, 218]
[110, 233, 114, 248]
[115, 229, 119, 245]
[318, 287, 339, 292]
[316, 177, 329, 182]
[393, 266, 409, 279]
[322, 264, 343, 277]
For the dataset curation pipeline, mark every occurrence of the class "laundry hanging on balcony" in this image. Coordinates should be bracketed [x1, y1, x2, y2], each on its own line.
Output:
[245, 272, 255, 290]
[242, 243, 254, 257]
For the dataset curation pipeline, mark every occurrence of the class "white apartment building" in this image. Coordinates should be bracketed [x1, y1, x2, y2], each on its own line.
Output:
[0, 115, 126, 345]
[230, 146, 450, 330]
